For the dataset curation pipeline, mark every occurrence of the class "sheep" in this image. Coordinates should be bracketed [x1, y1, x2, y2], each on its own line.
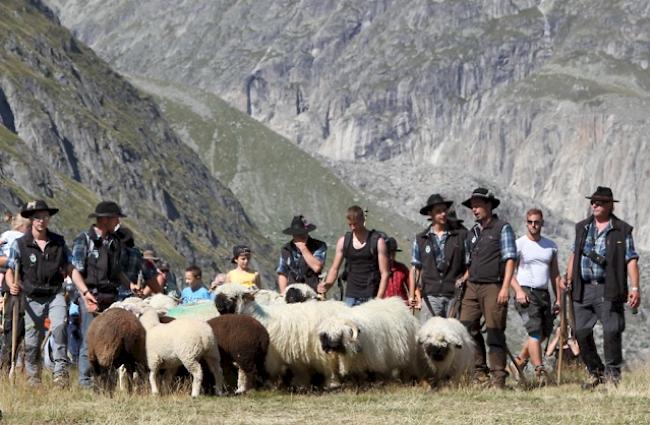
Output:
[317, 297, 421, 384]
[166, 300, 220, 321]
[225, 291, 351, 389]
[86, 308, 147, 392]
[143, 293, 178, 314]
[207, 314, 269, 394]
[254, 289, 285, 305]
[139, 308, 224, 397]
[417, 316, 475, 387]
[284, 283, 319, 304]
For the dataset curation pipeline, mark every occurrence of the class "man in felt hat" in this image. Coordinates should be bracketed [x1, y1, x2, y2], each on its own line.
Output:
[565, 186, 640, 389]
[318, 206, 389, 306]
[277, 215, 327, 293]
[4, 200, 85, 386]
[70, 200, 135, 388]
[459, 187, 517, 389]
[409, 194, 468, 320]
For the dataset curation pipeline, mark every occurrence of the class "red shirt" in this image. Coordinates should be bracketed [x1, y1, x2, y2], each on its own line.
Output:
[383, 261, 409, 302]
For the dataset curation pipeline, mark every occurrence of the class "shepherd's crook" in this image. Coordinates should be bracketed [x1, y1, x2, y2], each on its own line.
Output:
[8, 264, 21, 385]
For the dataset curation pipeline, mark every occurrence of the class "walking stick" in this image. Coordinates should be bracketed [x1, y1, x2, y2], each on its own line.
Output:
[556, 288, 568, 385]
[8, 263, 21, 385]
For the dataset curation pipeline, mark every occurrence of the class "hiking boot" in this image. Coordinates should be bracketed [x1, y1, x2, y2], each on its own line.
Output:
[534, 365, 548, 387]
[490, 374, 507, 389]
[27, 376, 42, 387]
[53, 373, 70, 389]
[581, 374, 603, 390]
[471, 368, 490, 387]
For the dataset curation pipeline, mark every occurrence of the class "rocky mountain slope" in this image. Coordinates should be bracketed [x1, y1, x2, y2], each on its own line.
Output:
[45, 0, 650, 250]
[0, 0, 274, 276]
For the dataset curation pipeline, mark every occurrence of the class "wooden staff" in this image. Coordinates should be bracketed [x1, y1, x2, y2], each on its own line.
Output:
[8, 263, 21, 385]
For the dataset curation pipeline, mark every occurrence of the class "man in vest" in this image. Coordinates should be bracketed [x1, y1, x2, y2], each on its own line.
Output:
[277, 215, 327, 293]
[566, 186, 640, 389]
[460, 188, 517, 389]
[318, 205, 389, 306]
[409, 194, 467, 320]
[70, 200, 134, 389]
[4, 200, 85, 387]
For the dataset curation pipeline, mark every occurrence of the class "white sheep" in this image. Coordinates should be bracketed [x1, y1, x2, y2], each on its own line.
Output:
[143, 293, 178, 314]
[317, 297, 421, 384]
[417, 317, 475, 386]
[139, 308, 224, 397]
[284, 283, 319, 303]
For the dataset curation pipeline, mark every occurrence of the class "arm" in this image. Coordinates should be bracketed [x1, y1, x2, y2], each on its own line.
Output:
[70, 267, 98, 313]
[498, 259, 515, 304]
[565, 253, 574, 290]
[375, 238, 390, 298]
[277, 274, 288, 294]
[408, 238, 422, 307]
[254, 272, 262, 289]
[497, 224, 517, 304]
[408, 266, 419, 307]
[318, 236, 345, 294]
[550, 252, 561, 300]
[4, 241, 20, 295]
[628, 259, 640, 308]
[294, 242, 324, 274]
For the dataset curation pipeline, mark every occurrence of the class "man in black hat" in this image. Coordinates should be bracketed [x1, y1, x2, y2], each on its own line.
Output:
[4, 200, 85, 386]
[409, 194, 468, 321]
[69, 200, 134, 388]
[277, 215, 327, 293]
[459, 188, 517, 389]
[565, 186, 640, 389]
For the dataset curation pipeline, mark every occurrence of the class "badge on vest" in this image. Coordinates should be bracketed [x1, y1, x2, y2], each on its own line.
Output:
[471, 236, 477, 244]
[425, 246, 431, 254]
[91, 250, 100, 259]
[29, 253, 37, 264]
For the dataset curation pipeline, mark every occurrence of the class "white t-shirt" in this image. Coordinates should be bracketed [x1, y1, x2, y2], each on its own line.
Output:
[515, 236, 558, 289]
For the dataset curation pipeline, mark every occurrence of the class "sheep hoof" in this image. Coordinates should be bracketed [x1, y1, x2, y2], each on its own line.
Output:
[327, 381, 342, 390]
[234, 388, 246, 395]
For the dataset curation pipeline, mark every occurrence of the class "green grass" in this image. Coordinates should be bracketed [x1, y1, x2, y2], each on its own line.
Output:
[1, 366, 650, 424]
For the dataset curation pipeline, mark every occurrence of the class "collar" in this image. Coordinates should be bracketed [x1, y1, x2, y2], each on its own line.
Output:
[23, 229, 53, 248]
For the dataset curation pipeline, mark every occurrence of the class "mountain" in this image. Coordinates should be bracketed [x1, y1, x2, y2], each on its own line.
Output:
[0, 0, 274, 277]
[45, 0, 650, 250]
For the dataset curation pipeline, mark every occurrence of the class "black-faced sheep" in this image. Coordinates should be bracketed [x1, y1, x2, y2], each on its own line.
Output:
[207, 314, 269, 394]
[86, 308, 147, 392]
[284, 283, 318, 304]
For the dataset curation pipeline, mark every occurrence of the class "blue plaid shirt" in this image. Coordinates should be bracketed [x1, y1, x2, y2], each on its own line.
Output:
[70, 229, 122, 274]
[411, 229, 449, 269]
[120, 247, 157, 284]
[276, 240, 327, 275]
[573, 220, 638, 282]
[465, 222, 517, 265]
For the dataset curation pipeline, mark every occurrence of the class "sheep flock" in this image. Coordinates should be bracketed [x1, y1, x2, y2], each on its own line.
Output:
[87, 283, 473, 397]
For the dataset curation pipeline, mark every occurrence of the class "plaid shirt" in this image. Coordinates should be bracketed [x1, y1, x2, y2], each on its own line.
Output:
[411, 229, 449, 270]
[573, 220, 638, 282]
[70, 228, 122, 275]
[120, 247, 157, 284]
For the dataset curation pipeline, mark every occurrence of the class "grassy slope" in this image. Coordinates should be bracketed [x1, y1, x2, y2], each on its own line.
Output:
[1, 366, 650, 424]
[130, 76, 417, 258]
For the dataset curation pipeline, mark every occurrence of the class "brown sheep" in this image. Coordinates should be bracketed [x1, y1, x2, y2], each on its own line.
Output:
[87, 308, 147, 392]
[207, 315, 269, 394]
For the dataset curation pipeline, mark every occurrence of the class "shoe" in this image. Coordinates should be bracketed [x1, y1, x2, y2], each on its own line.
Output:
[53, 373, 70, 389]
[490, 372, 508, 389]
[534, 365, 547, 387]
[472, 367, 490, 386]
[27, 377, 42, 387]
[581, 374, 603, 390]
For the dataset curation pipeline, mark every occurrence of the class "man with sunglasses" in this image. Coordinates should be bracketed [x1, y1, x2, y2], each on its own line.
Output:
[509, 208, 561, 385]
[566, 186, 640, 389]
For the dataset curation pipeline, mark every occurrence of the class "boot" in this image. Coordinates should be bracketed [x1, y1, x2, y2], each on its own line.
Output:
[534, 365, 547, 387]
[581, 373, 603, 390]
[488, 351, 508, 389]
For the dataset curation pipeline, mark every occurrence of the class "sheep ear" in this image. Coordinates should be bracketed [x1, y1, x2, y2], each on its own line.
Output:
[455, 344, 462, 349]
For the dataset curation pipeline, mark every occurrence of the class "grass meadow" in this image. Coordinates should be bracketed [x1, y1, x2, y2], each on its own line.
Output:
[1, 364, 650, 425]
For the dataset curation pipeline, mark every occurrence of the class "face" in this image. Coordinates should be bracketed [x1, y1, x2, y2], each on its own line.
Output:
[526, 214, 543, 236]
[470, 199, 491, 221]
[98, 216, 120, 232]
[293, 233, 308, 243]
[185, 271, 200, 287]
[429, 204, 448, 226]
[346, 215, 364, 232]
[591, 200, 613, 218]
[30, 212, 50, 232]
[235, 254, 251, 269]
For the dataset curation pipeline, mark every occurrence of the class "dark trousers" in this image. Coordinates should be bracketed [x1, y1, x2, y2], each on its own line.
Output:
[0, 294, 25, 370]
[459, 282, 508, 377]
[574, 283, 625, 378]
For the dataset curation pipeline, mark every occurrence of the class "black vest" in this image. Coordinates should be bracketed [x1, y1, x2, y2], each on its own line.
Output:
[17, 231, 67, 297]
[280, 237, 326, 291]
[77, 226, 122, 293]
[571, 215, 633, 303]
[467, 217, 508, 284]
[416, 226, 467, 296]
[344, 232, 380, 298]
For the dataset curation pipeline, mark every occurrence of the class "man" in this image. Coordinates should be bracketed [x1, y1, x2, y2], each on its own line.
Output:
[277, 215, 327, 293]
[566, 186, 640, 389]
[318, 206, 389, 306]
[70, 200, 134, 389]
[459, 188, 517, 389]
[510, 208, 561, 385]
[409, 194, 467, 320]
[4, 200, 84, 386]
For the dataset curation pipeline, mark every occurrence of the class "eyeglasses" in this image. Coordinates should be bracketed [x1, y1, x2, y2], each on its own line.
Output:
[32, 216, 50, 222]
[526, 220, 542, 226]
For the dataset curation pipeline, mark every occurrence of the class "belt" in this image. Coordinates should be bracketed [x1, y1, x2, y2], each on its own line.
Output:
[522, 286, 548, 292]
[586, 279, 605, 286]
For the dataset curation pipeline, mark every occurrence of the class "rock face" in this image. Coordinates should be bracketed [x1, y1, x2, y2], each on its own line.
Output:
[0, 0, 273, 277]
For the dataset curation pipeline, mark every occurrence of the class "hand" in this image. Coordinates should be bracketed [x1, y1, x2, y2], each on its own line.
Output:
[83, 291, 98, 313]
[129, 282, 141, 295]
[293, 241, 307, 252]
[455, 276, 467, 288]
[497, 288, 509, 305]
[552, 302, 561, 316]
[8, 280, 21, 295]
[408, 297, 418, 308]
[515, 289, 528, 306]
[558, 276, 567, 291]
[628, 289, 641, 309]
[316, 281, 329, 295]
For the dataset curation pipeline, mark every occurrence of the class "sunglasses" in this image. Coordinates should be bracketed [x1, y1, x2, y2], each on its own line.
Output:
[590, 200, 610, 207]
[526, 220, 542, 226]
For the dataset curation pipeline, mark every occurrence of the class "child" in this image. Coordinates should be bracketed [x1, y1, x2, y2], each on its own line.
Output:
[225, 245, 261, 289]
[180, 265, 213, 304]
[382, 237, 410, 304]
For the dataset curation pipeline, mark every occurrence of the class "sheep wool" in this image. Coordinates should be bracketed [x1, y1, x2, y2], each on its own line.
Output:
[284, 283, 318, 304]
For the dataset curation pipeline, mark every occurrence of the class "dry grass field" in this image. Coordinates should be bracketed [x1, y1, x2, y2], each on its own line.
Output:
[1, 365, 650, 425]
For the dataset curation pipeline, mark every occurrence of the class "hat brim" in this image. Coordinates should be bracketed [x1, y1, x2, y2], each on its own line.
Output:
[419, 201, 453, 216]
[585, 196, 619, 203]
[21, 208, 59, 218]
[461, 196, 500, 209]
[88, 212, 127, 219]
[282, 223, 316, 235]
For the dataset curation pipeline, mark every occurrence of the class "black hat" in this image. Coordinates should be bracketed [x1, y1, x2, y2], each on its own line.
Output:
[282, 215, 316, 235]
[386, 237, 402, 253]
[586, 186, 619, 203]
[447, 207, 464, 224]
[231, 245, 252, 263]
[88, 201, 126, 219]
[20, 200, 59, 218]
[461, 187, 500, 209]
[419, 194, 454, 216]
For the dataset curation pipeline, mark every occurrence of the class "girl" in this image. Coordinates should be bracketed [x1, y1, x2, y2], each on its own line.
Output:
[225, 245, 261, 289]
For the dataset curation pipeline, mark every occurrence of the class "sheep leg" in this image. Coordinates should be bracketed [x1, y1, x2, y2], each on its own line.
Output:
[234, 366, 251, 395]
[118, 364, 127, 392]
[204, 352, 225, 396]
[184, 360, 203, 398]
[149, 366, 160, 396]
